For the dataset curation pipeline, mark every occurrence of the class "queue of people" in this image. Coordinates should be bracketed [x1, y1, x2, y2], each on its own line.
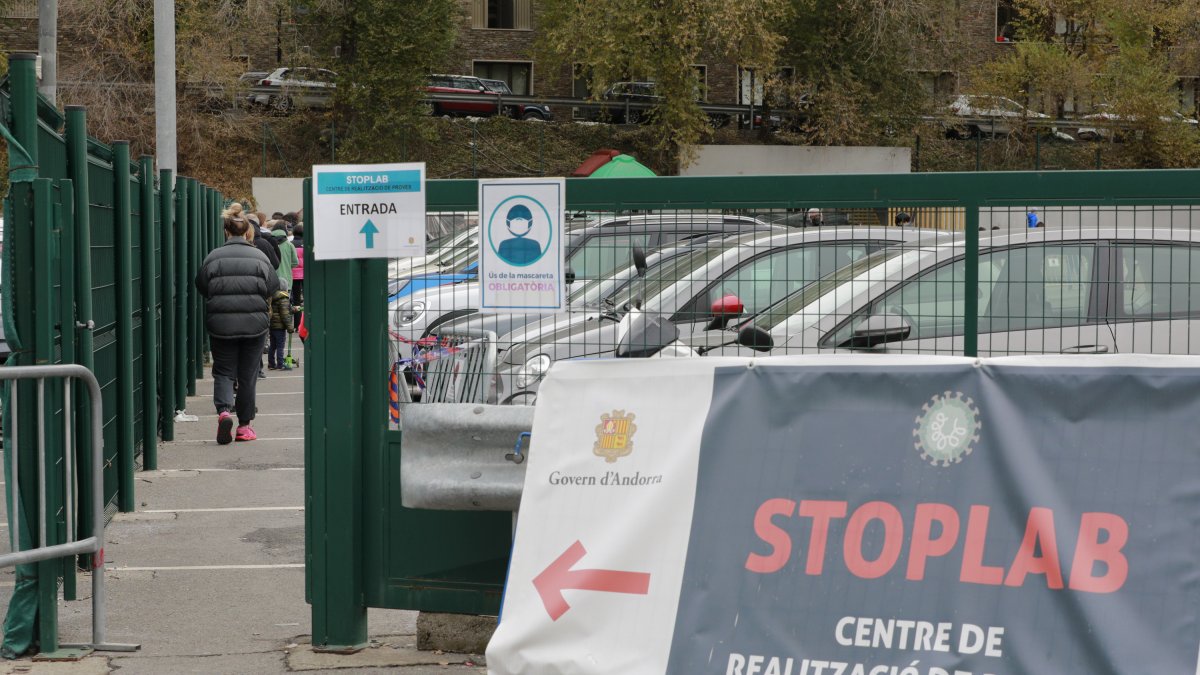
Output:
[195, 202, 304, 444]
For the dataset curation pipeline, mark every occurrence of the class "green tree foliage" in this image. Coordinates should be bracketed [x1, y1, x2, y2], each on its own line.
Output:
[535, 0, 791, 163]
[329, 0, 457, 163]
[971, 0, 1200, 165]
[776, 0, 961, 144]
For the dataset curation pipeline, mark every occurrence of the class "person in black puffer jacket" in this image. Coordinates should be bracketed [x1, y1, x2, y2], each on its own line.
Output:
[195, 202, 280, 444]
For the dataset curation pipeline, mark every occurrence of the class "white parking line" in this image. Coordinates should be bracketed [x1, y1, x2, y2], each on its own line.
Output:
[194, 410, 302, 415]
[143, 468, 303, 474]
[195, 392, 304, 397]
[169, 437, 305, 443]
[140, 506, 304, 513]
[110, 564, 305, 571]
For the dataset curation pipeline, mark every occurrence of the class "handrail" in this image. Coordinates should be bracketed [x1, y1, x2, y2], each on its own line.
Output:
[0, 364, 139, 653]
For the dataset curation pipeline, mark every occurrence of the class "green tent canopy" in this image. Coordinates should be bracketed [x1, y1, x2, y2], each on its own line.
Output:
[588, 154, 657, 178]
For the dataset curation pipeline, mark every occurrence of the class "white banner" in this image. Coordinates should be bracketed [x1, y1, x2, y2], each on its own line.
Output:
[486, 359, 715, 674]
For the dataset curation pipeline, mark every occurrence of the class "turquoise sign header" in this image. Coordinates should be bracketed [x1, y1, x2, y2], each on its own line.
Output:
[316, 169, 421, 195]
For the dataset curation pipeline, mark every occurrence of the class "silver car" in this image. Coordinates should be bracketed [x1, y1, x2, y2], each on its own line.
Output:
[491, 226, 957, 404]
[706, 226, 1200, 357]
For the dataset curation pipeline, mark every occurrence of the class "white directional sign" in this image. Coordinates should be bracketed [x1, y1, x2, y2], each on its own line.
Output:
[312, 162, 426, 260]
[478, 178, 566, 313]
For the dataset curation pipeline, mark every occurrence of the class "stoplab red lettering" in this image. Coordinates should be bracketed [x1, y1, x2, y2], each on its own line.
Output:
[1004, 507, 1064, 589]
[906, 503, 960, 581]
[843, 502, 904, 579]
[743, 498, 1130, 593]
[960, 505, 1005, 586]
[1067, 512, 1129, 593]
[744, 499, 796, 574]
[797, 500, 847, 575]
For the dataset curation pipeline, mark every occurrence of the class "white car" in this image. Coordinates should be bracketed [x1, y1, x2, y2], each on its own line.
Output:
[250, 67, 337, 113]
[946, 94, 1075, 141]
[1076, 106, 1200, 141]
[702, 225, 1200, 358]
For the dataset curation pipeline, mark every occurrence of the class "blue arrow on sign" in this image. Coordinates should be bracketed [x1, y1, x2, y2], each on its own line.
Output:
[360, 219, 379, 249]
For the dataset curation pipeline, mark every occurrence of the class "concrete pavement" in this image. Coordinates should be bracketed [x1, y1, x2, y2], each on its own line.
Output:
[0, 361, 489, 674]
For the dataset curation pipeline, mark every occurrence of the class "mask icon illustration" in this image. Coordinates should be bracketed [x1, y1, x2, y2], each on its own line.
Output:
[497, 204, 543, 265]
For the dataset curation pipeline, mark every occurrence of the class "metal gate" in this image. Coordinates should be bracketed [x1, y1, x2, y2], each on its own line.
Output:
[304, 148, 1200, 651]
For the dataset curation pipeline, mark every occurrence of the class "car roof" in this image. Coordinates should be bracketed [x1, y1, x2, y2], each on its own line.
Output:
[736, 226, 958, 249]
[979, 225, 1200, 246]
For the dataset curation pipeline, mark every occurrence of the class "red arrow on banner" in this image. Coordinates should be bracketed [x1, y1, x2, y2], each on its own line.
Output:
[532, 540, 651, 621]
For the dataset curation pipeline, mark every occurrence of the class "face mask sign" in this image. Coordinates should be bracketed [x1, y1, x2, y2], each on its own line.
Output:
[507, 217, 533, 237]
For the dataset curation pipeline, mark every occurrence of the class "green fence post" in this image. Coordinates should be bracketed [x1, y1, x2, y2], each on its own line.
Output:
[160, 170, 176, 441]
[186, 179, 200, 396]
[175, 178, 191, 405]
[305, 177, 369, 651]
[112, 141, 137, 512]
[64, 105, 96, 557]
[963, 200, 979, 358]
[139, 157, 160, 470]
[57, 178, 80, 604]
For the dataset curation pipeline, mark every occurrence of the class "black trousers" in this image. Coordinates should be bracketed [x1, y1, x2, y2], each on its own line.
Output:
[210, 334, 267, 425]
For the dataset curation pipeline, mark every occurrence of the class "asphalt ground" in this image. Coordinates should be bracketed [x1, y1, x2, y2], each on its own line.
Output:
[0, 359, 488, 674]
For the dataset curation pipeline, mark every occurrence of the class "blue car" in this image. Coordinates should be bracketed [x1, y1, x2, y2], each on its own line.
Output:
[389, 259, 479, 302]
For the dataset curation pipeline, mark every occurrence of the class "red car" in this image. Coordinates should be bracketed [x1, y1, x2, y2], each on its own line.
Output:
[425, 74, 501, 117]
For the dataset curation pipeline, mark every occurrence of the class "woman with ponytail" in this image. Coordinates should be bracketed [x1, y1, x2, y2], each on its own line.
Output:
[195, 203, 280, 444]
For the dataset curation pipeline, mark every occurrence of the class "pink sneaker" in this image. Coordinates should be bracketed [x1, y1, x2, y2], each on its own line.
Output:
[216, 411, 234, 445]
[235, 425, 257, 442]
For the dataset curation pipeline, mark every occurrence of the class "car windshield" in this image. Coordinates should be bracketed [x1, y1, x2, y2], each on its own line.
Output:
[749, 247, 909, 331]
[607, 246, 730, 312]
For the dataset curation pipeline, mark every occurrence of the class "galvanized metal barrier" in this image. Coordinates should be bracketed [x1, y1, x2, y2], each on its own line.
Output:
[1, 364, 139, 654]
[400, 403, 533, 511]
[419, 331, 498, 404]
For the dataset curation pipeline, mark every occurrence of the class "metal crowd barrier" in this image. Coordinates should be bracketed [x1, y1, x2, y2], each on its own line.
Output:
[1, 364, 139, 654]
[420, 331, 498, 404]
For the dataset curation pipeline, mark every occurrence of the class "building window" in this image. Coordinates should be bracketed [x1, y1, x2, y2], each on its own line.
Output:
[471, 0, 532, 30]
[996, 0, 1018, 42]
[918, 71, 957, 97]
[1, 0, 37, 18]
[1176, 77, 1199, 117]
[738, 66, 795, 106]
[692, 65, 708, 102]
[474, 61, 533, 95]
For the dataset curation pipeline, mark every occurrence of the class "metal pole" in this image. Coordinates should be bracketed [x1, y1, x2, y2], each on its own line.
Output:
[112, 141, 137, 512]
[1035, 132, 1042, 170]
[65, 107, 95, 548]
[160, 169, 177, 440]
[37, 0, 57, 104]
[139, 157, 160, 470]
[153, 0, 177, 179]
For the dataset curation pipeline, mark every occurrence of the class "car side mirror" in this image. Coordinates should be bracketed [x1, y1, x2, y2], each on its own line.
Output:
[632, 246, 648, 277]
[704, 294, 745, 330]
[565, 266, 576, 285]
[735, 325, 774, 352]
[841, 313, 912, 349]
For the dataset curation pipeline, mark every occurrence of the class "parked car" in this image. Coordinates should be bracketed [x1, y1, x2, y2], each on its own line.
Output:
[425, 74, 502, 117]
[945, 94, 1074, 141]
[486, 227, 955, 404]
[391, 215, 781, 341]
[249, 67, 337, 113]
[586, 81, 730, 127]
[703, 226, 1200, 359]
[479, 78, 553, 121]
[394, 236, 741, 353]
[1075, 105, 1200, 141]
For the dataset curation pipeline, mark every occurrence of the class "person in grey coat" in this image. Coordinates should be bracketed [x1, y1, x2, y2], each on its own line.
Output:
[195, 202, 280, 444]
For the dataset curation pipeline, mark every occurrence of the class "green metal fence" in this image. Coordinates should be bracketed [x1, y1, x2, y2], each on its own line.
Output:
[306, 164, 1200, 651]
[1, 53, 222, 654]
